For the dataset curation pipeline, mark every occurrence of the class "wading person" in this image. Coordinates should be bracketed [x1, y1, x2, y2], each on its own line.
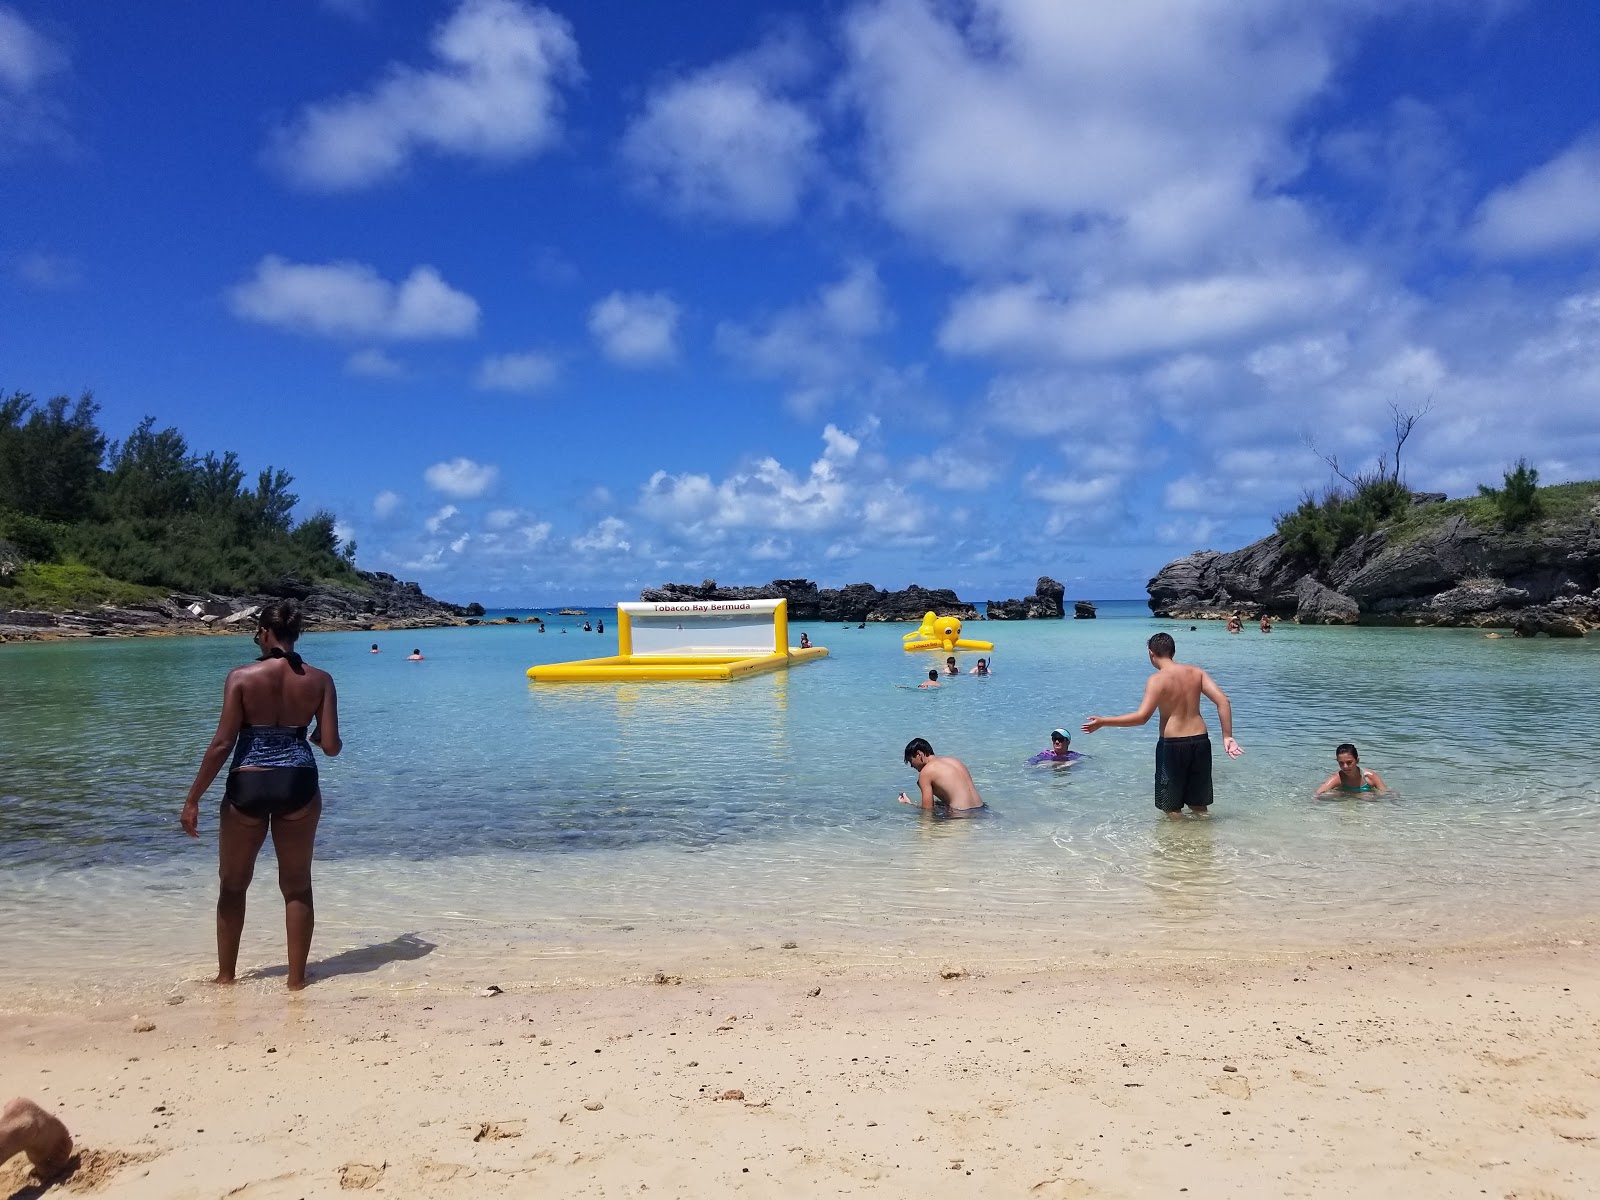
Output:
[180, 601, 341, 990]
[897, 738, 985, 813]
[1081, 633, 1242, 817]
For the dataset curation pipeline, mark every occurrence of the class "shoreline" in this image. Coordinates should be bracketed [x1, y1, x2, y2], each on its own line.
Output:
[3, 938, 1596, 1198]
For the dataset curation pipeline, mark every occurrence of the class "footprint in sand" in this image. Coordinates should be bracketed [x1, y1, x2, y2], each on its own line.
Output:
[417, 1159, 476, 1183]
[1210, 1074, 1252, 1100]
[1030, 1179, 1099, 1199]
[338, 1161, 385, 1190]
[472, 1120, 526, 1142]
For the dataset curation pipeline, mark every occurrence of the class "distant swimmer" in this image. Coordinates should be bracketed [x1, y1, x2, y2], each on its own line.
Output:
[944, 656, 960, 676]
[583, 621, 592, 631]
[799, 631, 812, 649]
[597, 619, 604, 634]
[898, 737, 985, 812]
[858, 622, 865, 629]
[1316, 743, 1388, 796]
[0, 1097, 72, 1178]
[972, 657, 991, 675]
[1259, 616, 1272, 633]
[1081, 632, 1243, 818]
[180, 600, 342, 990]
[1227, 612, 1243, 634]
[1028, 728, 1083, 767]
[407, 648, 424, 660]
[919, 669, 941, 689]
[369, 643, 380, 653]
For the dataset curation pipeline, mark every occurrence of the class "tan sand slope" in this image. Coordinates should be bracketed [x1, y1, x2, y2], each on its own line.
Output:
[3, 944, 1598, 1198]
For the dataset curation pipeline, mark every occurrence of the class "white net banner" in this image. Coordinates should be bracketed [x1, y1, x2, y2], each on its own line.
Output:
[619, 600, 781, 656]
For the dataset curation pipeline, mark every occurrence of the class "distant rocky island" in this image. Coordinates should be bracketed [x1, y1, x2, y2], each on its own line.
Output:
[641, 576, 1095, 621]
[1148, 488, 1600, 637]
[0, 570, 480, 642]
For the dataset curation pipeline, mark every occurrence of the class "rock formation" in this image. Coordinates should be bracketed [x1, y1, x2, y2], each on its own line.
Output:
[1074, 600, 1097, 619]
[985, 576, 1067, 619]
[641, 578, 980, 622]
[1147, 496, 1600, 635]
[1, 569, 474, 642]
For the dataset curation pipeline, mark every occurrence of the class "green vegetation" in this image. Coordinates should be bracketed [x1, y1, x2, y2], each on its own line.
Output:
[1477, 458, 1543, 529]
[9, 563, 164, 609]
[1, 390, 361, 608]
[1274, 474, 1414, 567]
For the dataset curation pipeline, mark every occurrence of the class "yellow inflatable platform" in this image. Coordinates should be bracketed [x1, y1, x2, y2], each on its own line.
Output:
[527, 598, 828, 682]
[902, 611, 993, 653]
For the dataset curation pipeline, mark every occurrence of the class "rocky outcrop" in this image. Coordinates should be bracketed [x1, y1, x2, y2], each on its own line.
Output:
[641, 578, 981, 622]
[985, 576, 1067, 620]
[1074, 600, 1097, 619]
[1294, 577, 1360, 625]
[1148, 493, 1600, 634]
[0, 569, 474, 643]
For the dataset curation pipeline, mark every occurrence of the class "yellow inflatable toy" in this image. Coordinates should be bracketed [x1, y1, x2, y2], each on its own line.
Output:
[902, 611, 993, 653]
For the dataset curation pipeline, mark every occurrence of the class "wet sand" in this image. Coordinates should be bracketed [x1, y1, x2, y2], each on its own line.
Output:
[4, 940, 1598, 1198]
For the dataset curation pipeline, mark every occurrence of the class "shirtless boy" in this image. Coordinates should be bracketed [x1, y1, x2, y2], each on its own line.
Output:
[897, 738, 985, 812]
[1081, 633, 1243, 816]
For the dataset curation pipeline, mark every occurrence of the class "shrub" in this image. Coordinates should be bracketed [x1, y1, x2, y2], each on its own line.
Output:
[1478, 459, 1543, 529]
[1274, 474, 1414, 567]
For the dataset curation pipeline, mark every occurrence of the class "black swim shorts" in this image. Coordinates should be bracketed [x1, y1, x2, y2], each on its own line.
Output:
[1154, 733, 1212, 812]
[225, 767, 319, 819]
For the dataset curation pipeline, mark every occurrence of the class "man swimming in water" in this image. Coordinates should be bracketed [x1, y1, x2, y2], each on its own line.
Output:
[918, 669, 941, 689]
[898, 738, 985, 812]
[1316, 743, 1387, 795]
[1027, 729, 1082, 767]
[944, 656, 960, 676]
[972, 657, 991, 675]
[1081, 632, 1243, 817]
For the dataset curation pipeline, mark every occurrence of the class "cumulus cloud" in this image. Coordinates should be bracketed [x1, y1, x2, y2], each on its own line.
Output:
[842, 0, 1340, 277]
[940, 268, 1365, 363]
[345, 347, 407, 378]
[0, 5, 70, 155]
[903, 445, 1005, 492]
[475, 350, 559, 392]
[267, 0, 581, 191]
[1468, 132, 1600, 258]
[227, 256, 479, 340]
[424, 458, 498, 498]
[620, 33, 819, 223]
[588, 291, 680, 366]
[573, 516, 631, 553]
[716, 263, 890, 411]
[372, 489, 404, 519]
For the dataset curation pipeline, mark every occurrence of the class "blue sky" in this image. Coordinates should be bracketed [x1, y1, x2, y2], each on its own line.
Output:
[3, 0, 1598, 605]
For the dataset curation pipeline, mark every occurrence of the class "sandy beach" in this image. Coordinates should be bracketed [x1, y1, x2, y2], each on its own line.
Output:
[4, 937, 1598, 1199]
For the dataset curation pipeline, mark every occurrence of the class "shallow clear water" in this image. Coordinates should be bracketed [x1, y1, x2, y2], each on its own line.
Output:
[2, 604, 1598, 993]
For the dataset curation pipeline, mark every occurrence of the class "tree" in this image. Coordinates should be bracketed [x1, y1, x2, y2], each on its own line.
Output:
[1478, 459, 1542, 529]
[0, 391, 107, 522]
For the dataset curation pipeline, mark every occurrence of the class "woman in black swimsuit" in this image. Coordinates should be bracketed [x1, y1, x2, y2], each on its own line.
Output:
[180, 601, 341, 990]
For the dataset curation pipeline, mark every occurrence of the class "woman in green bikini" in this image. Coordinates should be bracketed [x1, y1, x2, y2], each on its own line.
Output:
[1316, 743, 1387, 795]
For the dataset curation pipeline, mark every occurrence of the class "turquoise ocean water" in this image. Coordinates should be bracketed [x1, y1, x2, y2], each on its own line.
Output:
[2, 602, 1598, 996]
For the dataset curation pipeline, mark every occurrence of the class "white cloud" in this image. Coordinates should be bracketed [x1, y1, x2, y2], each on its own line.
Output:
[941, 269, 1364, 362]
[1469, 132, 1600, 258]
[424, 504, 461, 533]
[267, 0, 581, 191]
[842, 0, 1341, 277]
[903, 445, 1004, 492]
[475, 350, 559, 392]
[228, 256, 479, 340]
[372, 489, 404, 519]
[573, 516, 631, 553]
[716, 263, 891, 411]
[588, 291, 680, 366]
[424, 458, 498, 498]
[620, 33, 819, 224]
[0, 5, 70, 154]
[12, 250, 79, 289]
[345, 347, 407, 378]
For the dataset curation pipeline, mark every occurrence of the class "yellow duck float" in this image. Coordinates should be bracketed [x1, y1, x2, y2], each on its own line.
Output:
[902, 611, 994, 653]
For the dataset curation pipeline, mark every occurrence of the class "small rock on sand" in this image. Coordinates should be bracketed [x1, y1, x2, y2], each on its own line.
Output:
[807, 986, 822, 998]
[939, 967, 967, 980]
[583, 1100, 604, 1111]
[133, 1021, 156, 1033]
[477, 985, 503, 997]
[720, 1089, 745, 1101]
[653, 972, 683, 985]
[781, 941, 798, 949]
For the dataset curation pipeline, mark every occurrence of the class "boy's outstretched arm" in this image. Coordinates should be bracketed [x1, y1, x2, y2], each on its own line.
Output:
[1200, 672, 1243, 757]
[1083, 676, 1158, 733]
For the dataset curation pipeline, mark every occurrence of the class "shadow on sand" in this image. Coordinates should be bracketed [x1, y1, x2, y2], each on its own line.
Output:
[245, 932, 438, 985]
